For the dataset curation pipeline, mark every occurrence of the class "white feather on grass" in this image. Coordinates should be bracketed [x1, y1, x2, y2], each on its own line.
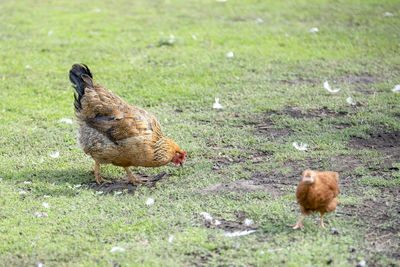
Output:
[224, 230, 256, 237]
[309, 27, 319, 33]
[110, 247, 125, 253]
[146, 198, 154, 207]
[50, 152, 59, 158]
[244, 218, 254, 226]
[200, 212, 213, 222]
[34, 212, 48, 218]
[323, 81, 340, 93]
[346, 97, 356, 105]
[213, 98, 224, 109]
[391, 84, 400, 93]
[58, 118, 72, 124]
[292, 142, 308, 151]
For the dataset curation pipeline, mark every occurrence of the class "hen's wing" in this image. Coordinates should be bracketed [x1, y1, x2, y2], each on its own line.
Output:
[79, 84, 162, 144]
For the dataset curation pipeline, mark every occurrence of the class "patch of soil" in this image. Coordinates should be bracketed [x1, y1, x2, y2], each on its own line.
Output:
[201, 210, 258, 232]
[202, 159, 322, 196]
[86, 172, 167, 195]
[275, 75, 318, 86]
[341, 74, 381, 95]
[351, 131, 400, 169]
[342, 187, 400, 260]
[272, 106, 348, 119]
[341, 73, 379, 85]
[255, 118, 292, 140]
[185, 252, 212, 267]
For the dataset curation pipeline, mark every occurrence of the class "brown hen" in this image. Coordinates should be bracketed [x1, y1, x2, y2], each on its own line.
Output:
[69, 64, 186, 184]
[292, 170, 339, 230]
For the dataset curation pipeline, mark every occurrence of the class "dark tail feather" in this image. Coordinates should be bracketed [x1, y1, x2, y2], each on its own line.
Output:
[69, 64, 94, 110]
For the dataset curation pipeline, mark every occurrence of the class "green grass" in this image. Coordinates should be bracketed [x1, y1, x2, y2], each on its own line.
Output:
[1, 0, 400, 266]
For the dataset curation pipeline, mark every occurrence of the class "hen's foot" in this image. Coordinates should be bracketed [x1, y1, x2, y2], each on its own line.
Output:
[95, 175, 112, 184]
[124, 167, 148, 185]
[291, 222, 304, 230]
[94, 162, 112, 184]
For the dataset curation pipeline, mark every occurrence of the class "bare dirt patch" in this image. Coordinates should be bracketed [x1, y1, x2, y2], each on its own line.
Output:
[341, 73, 379, 85]
[201, 210, 258, 232]
[202, 159, 322, 196]
[342, 187, 400, 260]
[255, 118, 292, 140]
[272, 106, 348, 119]
[351, 131, 400, 169]
[86, 172, 167, 195]
[341, 73, 381, 95]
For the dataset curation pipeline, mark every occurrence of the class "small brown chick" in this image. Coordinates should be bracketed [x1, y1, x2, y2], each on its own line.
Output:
[291, 170, 339, 230]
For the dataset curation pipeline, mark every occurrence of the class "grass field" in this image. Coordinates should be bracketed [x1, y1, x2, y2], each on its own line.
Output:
[0, 0, 400, 266]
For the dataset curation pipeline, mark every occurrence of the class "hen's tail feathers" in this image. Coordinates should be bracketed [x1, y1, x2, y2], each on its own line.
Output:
[69, 64, 94, 110]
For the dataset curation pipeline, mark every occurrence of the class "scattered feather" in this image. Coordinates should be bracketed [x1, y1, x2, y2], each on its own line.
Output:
[192, 34, 197, 40]
[42, 202, 50, 208]
[323, 81, 340, 93]
[96, 191, 104, 195]
[309, 27, 319, 33]
[34, 212, 48, 218]
[214, 220, 222, 226]
[48, 30, 53, 36]
[50, 151, 59, 158]
[168, 235, 175, 243]
[356, 260, 366, 267]
[146, 198, 155, 207]
[25, 65, 32, 70]
[158, 35, 175, 46]
[24, 181, 32, 185]
[19, 190, 27, 195]
[74, 184, 81, 189]
[226, 51, 234, 58]
[346, 97, 356, 105]
[383, 12, 393, 17]
[292, 142, 308, 151]
[213, 98, 224, 109]
[58, 118, 72, 124]
[391, 84, 400, 93]
[2, 109, 5, 112]
[43, 195, 51, 198]
[114, 191, 122, 196]
[256, 18, 264, 23]
[224, 230, 256, 237]
[110, 246, 125, 253]
[200, 212, 213, 222]
[93, 8, 101, 13]
[244, 218, 254, 226]
[35, 262, 45, 267]
[216, 0, 227, 2]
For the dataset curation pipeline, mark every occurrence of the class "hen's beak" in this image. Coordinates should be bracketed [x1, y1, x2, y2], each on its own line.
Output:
[180, 162, 183, 168]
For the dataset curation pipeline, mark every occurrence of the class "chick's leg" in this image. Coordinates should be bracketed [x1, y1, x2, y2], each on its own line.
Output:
[320, 213, 325, 228]
[124, 167, 148, 185]
[94, 161, 112, 184]
[292, 215, 306, 230]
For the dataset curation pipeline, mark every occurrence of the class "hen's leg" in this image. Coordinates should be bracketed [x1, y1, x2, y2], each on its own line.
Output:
[124, 167, 148, 185]
[320, 213, 325, 228]
[94, 161, 112, 184]
[291, 215, 306, 230]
